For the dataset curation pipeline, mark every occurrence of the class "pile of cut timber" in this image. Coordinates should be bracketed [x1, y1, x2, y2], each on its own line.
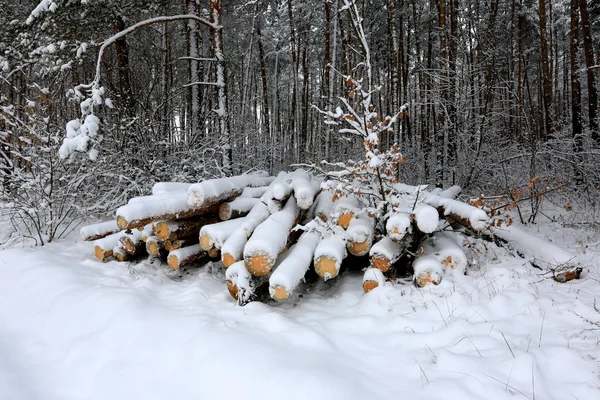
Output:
[81, 170, 582, 305]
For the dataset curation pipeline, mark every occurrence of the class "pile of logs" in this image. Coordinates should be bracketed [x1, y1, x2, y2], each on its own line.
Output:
[80, 170, 582, 305]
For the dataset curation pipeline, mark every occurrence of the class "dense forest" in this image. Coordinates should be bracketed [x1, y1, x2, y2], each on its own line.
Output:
[1, 0, 599, 243]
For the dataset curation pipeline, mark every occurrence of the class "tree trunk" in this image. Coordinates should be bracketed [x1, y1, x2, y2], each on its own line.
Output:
[578, 0, 599, 143]
[539, 0, 553, 140]
[210, 0, 232, 176]
[570, 0, 583, 176]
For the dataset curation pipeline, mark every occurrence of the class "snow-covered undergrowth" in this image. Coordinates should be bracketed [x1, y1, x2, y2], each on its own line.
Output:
[1, 214, 599, 400]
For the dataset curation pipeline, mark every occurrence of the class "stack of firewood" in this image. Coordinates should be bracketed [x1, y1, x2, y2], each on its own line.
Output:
[81, 170, 582, 305]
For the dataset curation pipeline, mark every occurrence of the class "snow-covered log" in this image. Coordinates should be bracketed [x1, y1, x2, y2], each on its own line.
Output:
[226, 261, 267, 305]
[363, 267, 386, 292]
[413, 203, 439, 233]
[113, 246, 130, 262]
[145, 236, 163, 257]
[333, 195, 360, 229]
[151, 182, 192, 195]
[220, 202, 271, 267]
[439, 185, 462, 199]
[269, 222, 321, 301]
[289, 169, 321, 210]
[218, 197, 260, 220]
[80, 220, 120, 241]
[141, 223, 155, 242]
[167, 244, 207, 270]
[199, 218, 247, 251]
[164, 237, 198, 252]
[413, 254, 444, 287]
[314, 190, 335, 222]
[119, 229, 145, 255]
[116, 192, 220, 230]
[439, 198, 488, 231]
[244, 196, 301, 276]
[187, 174, 274, 208]
[93, 231, 125, 260]
[386, 213, 412, 241]
[314, 228, 347, 280]
[369, 236, 403, 272]
[422, 232, 468, 273]
[491, 225, 579, 269]
[153, 216, 218, 241]
[346, 213, 374, 256]
[259, 171, 290, 213]
[240, 186, 269, 198]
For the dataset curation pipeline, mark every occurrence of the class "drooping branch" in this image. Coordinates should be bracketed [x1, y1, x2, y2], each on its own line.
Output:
[77, 14, 220, 94]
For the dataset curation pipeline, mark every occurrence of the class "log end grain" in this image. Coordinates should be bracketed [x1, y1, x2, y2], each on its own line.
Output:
[337, 212, 354, 229]
[154, 221, 170, 241]
[371, 255, 392, 272]
[208, 247, 220, 259]
[167, 254, 180, 270]
[94, 246, 111, 261]
[199, 234, 212, 251]
[347, 240, 370, 257]
[218, 203, 232, 221]
[116, 216, 128, 230]
[414, 271, 442, 287]
[315, 256, 339, 280]
[147, 240, 161, 257]
[271, 285, 289, 302]
[222, 252, 236, 267]
[226, 280, 239, 300]
[244, 254, 274, 277]
[363, 280, 379, 293]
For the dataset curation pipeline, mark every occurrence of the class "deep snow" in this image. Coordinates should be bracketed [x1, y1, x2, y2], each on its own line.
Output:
[1, 214, 599, 400]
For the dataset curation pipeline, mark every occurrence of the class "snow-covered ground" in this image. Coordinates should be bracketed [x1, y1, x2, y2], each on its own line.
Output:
[1, 213, 599, 400]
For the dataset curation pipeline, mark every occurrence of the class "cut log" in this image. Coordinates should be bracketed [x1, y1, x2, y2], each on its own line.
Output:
[346, 213, 374, 256]
[116, 192, 220, 230]
[269, 221, 321, 301]
[221, 202, 271, 267]
[386, 213, 412, 241]
[151, 182, 191, 195]
[153, 215, 219, 241]
[226, 261, 268, 305]
[145, 236, 163, 257]
[187, 174, 274, 208]
[164, 236, 198, 252]
[439, 198, 488, 231]
[80, 220, 120, 241]
[259, 171, 290, 213]
[199, 218, 247, 251]
[439, 185, 462, 199]
[370, 236, 404, 272]
[119, 229, 145, 255]
[491, 225, 580, 271]
[113, 246, 130, 262]
[289, 169, 321, 210]
[141, 223, 155, 242]
[363, 267, 386, 292]
[314, 190, 335, 222]
[314, 228, 347, 280]
[240, 186, 269, 198]
[413, 203, 440, 233]
[167, 244, 207, 270]
[208, 247, 220, 259]
[422, 232, 468, 273]
[244, 196, 301, 276]
[218, 197, 260, 220]
[93, 231, 125, 261]
[413, 254, 443, 287]
[334, 195, 360, 229]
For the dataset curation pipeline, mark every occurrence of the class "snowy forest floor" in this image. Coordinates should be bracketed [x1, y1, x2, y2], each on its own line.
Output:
[1, 206, 599, 400]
